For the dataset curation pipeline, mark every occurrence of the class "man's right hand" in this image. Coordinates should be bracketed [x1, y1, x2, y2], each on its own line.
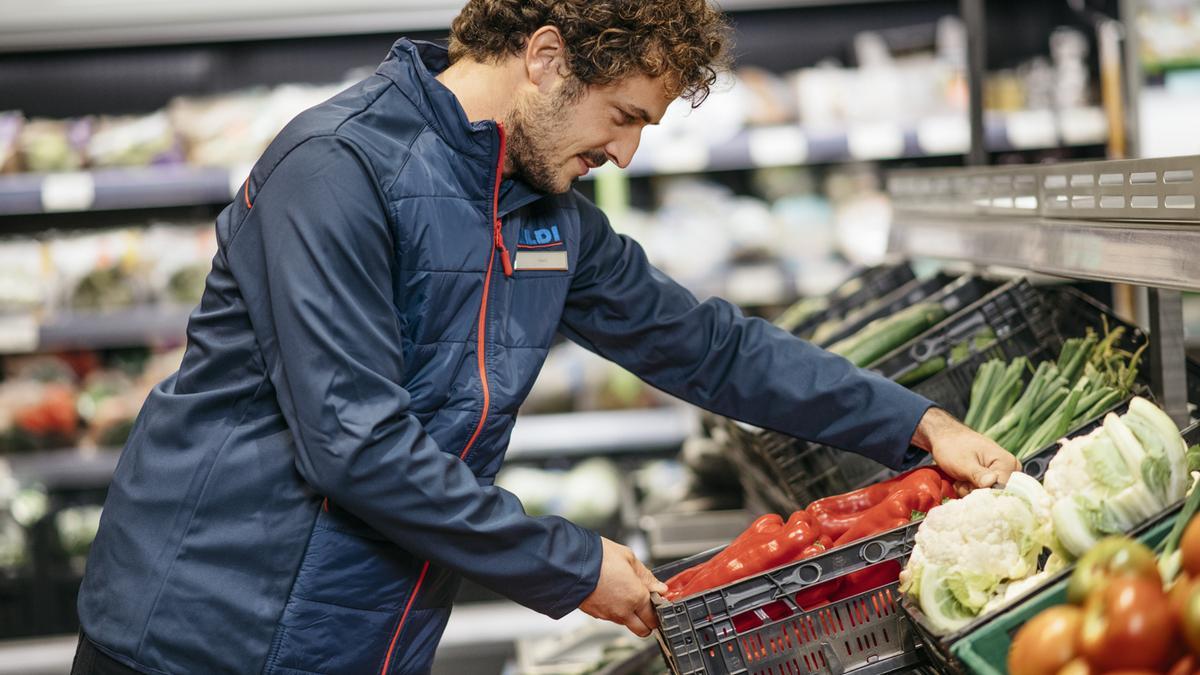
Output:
[579, 537, 667, 637]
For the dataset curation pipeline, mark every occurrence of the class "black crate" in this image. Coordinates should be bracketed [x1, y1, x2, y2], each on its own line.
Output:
[873, 279, 1053, 388]
[654, 522, 923, 675]
[789, 263, 917, 340]
[811, 274, 960, 348]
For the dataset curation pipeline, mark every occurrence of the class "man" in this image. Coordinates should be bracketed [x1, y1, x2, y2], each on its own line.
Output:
[74, 1, 1019, 673]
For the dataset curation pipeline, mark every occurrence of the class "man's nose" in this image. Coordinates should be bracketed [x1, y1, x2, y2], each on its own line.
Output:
[605, 129, 642, 170]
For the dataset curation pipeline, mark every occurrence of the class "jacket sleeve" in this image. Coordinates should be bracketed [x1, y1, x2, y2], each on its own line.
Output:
[559, 196, 933, 470]
[223, 136, 600, 618]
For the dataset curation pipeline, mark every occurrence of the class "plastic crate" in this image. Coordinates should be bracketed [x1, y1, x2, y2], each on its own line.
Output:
[950, 507, 1180, 674]
[899, 422, 1200, 675]
[789, 263, 917, 340]
[653, 522, 924, 675]
[874, 279, 1053, 392]
[812, 273, 966, 348]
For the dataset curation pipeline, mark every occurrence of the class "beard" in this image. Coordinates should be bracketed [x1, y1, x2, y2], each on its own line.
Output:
[505, 86, 606, 194]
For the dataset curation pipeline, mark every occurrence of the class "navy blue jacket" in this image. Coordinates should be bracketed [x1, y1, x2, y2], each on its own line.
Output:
[77, 39, 932, 674]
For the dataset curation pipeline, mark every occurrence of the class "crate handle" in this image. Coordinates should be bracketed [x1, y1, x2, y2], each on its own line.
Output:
[860, 539, 890, 564]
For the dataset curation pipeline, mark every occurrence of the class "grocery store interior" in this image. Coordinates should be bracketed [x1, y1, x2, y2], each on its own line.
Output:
[4, 0, 1200, 673]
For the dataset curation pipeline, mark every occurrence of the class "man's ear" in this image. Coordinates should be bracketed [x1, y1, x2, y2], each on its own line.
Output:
[523, 25, 568, 92]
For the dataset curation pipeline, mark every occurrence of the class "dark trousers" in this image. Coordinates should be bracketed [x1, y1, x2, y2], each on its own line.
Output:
[71, 634, 144, 675]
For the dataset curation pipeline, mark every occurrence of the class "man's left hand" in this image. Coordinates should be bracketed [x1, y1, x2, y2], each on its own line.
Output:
[911, 407, 1020, 492]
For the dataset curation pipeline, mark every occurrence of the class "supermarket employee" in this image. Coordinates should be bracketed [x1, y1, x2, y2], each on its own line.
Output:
[74, 1, 1019, 674]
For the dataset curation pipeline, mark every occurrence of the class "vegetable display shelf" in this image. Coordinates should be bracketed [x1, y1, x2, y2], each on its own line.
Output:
[732, 280, 1200, 518]
[653, 522, 923, 675]
[898, 422, 1200, 675]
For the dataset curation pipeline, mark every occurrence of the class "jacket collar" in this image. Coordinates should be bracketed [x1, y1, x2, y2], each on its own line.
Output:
[376, 38, 549, 215]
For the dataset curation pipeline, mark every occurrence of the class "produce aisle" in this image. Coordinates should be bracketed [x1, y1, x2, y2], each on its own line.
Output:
[3, 0, 1195, 674]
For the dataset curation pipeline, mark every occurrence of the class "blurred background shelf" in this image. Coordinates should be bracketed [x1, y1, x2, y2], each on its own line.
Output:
[0, 106, 1106, 216]
[608, 107, 1108, 179]
[0, 307, 192, 355]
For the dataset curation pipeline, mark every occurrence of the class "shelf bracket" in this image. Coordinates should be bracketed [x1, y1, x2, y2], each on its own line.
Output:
[1148, 287, 1189, 426]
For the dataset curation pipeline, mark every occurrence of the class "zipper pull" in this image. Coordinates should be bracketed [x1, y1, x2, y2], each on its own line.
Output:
[494, 220, 513, 277]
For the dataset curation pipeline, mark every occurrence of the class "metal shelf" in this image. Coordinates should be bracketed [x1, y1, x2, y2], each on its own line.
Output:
[0, 166, 241, 216]
[506, 407, 697, 461]
[0, 306, 193, 356]
[0, 109, 1105, 217]
[6, 448, 120, 490]
[887, 153, 1200, 424]
[888, 154, 1200, 291]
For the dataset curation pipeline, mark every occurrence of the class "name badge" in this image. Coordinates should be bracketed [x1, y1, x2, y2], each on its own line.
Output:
[513, 250, 568, 272]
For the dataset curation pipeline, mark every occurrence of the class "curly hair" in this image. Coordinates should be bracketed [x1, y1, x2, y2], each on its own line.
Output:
[448, 0, 731, 106]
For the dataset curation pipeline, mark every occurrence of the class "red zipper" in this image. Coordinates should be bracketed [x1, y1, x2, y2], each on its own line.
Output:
[378, 122, 510, 675]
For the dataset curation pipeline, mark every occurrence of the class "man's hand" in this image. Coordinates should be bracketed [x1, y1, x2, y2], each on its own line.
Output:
[911, 407, 1020, 492]
[579, 537, 667, 638]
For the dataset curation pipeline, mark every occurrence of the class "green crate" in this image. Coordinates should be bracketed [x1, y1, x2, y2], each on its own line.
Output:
[950, 505, 1181, 675]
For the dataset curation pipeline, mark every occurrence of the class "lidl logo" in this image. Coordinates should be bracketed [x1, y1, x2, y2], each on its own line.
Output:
[518, 225, 563, 248]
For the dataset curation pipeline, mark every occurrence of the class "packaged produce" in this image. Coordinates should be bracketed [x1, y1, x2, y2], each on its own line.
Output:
[48, 229, 148, 312]
[141, 223, 217, 306]
[0, 111, 21, 174]
[86, 112, 183, 168]
[0, 238, 51, 312]
[17, 117, 91, 173]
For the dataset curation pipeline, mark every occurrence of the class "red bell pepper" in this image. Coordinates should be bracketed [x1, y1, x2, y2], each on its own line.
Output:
[832, 487, 939, 548]
[664, 513, 783, 595]
[670, 511, 820, 599]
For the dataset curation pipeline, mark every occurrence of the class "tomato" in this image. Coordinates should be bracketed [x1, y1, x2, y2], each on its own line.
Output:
[1185, 583, 1200, 656]
[1172, 575, 1197, 624]
[1080, 577, 1178, 671]
[1067, 537, 1161, 604]
[1183, 515, 1200, 579]
[1007, 605, 1082, 675]
[1167, 654, 1199, 675]
[1056, 658, 1093, 675]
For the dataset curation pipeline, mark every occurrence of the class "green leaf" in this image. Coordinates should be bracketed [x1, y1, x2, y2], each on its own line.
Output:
[1141, 453, 1173, 503]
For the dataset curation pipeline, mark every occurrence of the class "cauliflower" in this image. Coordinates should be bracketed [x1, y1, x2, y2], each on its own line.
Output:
[900, 475, 1053, 633]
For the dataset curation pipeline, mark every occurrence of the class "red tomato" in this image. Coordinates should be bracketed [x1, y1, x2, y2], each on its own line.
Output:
[1183, 516, 1200, 580]
[1166, 654, 1199, 675]
[1184, 583, 1200, 657]
[1080, 578, 1178, 671]
[1056, 658, 1093, 675]
[1007, 605, 1082, 675]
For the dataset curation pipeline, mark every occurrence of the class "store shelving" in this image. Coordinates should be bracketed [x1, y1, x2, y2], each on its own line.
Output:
[888, 154, 1200, 290]
[3, 406, 697, 491]
[0, 165, 245, 216]
[0, 107, 1107, 217]
[615, 107, 1108, 178]
[0, 306, 193, 355]
[888, 153, 1200, 426]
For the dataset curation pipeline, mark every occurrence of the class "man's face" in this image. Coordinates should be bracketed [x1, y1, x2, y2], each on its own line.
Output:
[506, 74, 670, 194]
